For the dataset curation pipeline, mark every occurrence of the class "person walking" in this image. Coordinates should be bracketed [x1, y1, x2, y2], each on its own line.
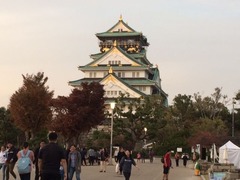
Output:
[116, 147, 125, 174]
[163, 149, 172, 180]
[174, 152, 180, 167]
[182, 153, 188, 167]
[0, 145, 7, 180]
[80, 148, 87, 166]
[119, 150, 139, 180]
[68, 145, 81, 180]
[149, 149, 154, 163]
[136, 152, 141, 163]
[88, 147, 95, 166]
[5, 142, 18, 180]
[38, 132, 67, 180]
[17, 142, 35, 180]
[34, 141, 46, 180]
[99, 148, 108, 172]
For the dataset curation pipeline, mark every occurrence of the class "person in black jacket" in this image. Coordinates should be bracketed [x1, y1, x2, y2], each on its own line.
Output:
[117, 147, 125, 175]
[5, 142, 18, 180]
[119, 150, 139, 180]
[33, 141, 46, 180]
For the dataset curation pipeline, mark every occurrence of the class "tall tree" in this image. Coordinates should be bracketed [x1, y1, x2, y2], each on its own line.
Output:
[188, 118, 228, 147]
[51, 82, 105, 143]
[193, 87, 229, 120]
[0, 107, 20, 144]
[114, 94, 168, 150]
[9, 72, 54, 140]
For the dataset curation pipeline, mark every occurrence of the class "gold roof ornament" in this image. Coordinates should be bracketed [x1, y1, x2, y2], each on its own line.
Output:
[113, 40, 117, 47]
[119, 14, 122, 21]
[109, 66, 113, 74]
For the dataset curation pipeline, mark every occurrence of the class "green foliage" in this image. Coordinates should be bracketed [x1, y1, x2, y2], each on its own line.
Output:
[0, 107, 20, 145]
[87, 130, 110, 149]
[193, 87, 229, 120]
[113, 94, 168, 150]
[188, 118, 228, 147]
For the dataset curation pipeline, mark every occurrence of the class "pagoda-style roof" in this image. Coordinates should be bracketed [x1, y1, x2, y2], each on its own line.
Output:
[82, 45, 149, 68]
[96, 16, 149, 47]
[96, 16, 137, 38]
[96, 32, 142, 38]
[78, 66, 150, 72]
[69, 72, 146, 98]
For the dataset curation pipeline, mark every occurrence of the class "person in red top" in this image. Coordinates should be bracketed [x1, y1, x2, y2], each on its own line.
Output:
[163, 150, 172, 180]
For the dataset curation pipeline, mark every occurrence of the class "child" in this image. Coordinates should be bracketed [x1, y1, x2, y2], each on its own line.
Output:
[137, 152, 141, 163]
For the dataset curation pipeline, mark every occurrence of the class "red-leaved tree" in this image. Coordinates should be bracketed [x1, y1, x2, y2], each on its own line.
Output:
[50, 82, 105, 142]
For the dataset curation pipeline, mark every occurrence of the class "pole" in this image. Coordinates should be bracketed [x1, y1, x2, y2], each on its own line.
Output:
[232, 98, 235, 137]
[109, 109, 113, 165]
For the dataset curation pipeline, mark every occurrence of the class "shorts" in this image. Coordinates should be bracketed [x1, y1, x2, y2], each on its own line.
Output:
[163, 166, 170, 174]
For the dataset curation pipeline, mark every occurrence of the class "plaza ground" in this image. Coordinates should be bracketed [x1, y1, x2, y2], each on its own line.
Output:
[1, 157, 203, 180]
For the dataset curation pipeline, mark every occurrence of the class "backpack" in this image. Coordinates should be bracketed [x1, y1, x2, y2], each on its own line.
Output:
[17, 150, 31, 174]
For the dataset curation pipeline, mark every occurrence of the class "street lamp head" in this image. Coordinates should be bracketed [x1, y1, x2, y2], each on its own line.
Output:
[144, 127, 147, 132]
[110, 102, 116, 109]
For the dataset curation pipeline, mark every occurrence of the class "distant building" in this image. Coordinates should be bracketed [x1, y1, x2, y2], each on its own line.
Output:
[69, 16, 168, 108]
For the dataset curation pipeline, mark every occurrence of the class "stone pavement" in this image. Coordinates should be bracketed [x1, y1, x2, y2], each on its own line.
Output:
[1, 158, 202, 180]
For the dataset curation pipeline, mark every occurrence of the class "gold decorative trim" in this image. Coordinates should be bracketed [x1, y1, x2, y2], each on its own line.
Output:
[109, 66, 113, 74]
[119, 14, 122, 21]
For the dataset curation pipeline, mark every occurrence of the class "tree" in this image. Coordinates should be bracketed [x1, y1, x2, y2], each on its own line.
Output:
[9, 72, 54, 140]
[171, 94, 194, 119]
[51, 82, 105, 143]
[0, 107, 20, 145]
[193, 87, 229, 120]
[188, 118, 228, 147]
[114, 94, 168, 150]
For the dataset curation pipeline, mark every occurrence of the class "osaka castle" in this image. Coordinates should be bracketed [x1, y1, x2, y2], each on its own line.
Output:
[69, 16, 168, 106]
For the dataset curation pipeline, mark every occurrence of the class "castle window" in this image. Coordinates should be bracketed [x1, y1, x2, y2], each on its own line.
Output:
[139, 86, 146, 92]
[132, 72, 135, 77]
[136, 72, 139, 77]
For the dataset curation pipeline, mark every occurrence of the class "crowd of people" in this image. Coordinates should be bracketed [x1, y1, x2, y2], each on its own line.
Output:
[0, 132, 144, 180]
[0, 132, 194, 180]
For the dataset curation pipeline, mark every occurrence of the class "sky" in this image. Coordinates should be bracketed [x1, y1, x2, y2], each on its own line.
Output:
[1, 0, 240, 108]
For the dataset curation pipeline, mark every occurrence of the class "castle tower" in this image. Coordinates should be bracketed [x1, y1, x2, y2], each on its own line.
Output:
[69, 16, 168, 105]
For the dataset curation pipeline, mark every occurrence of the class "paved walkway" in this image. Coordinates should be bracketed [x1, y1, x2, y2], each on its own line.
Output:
[1, 158, 202, 180]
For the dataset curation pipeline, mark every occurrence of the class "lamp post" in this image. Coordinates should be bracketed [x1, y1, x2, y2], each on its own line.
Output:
[144, 127, 147, 145]
[232, 98, 236, 137]
[109, 102, 115, 165]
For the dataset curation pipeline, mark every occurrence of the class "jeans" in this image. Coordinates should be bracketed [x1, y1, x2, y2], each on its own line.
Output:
[19, 173, 31, 180]
[6, 161, 17, 180]
[0, 163, 6, 180]
[68, 167, 80, 180]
